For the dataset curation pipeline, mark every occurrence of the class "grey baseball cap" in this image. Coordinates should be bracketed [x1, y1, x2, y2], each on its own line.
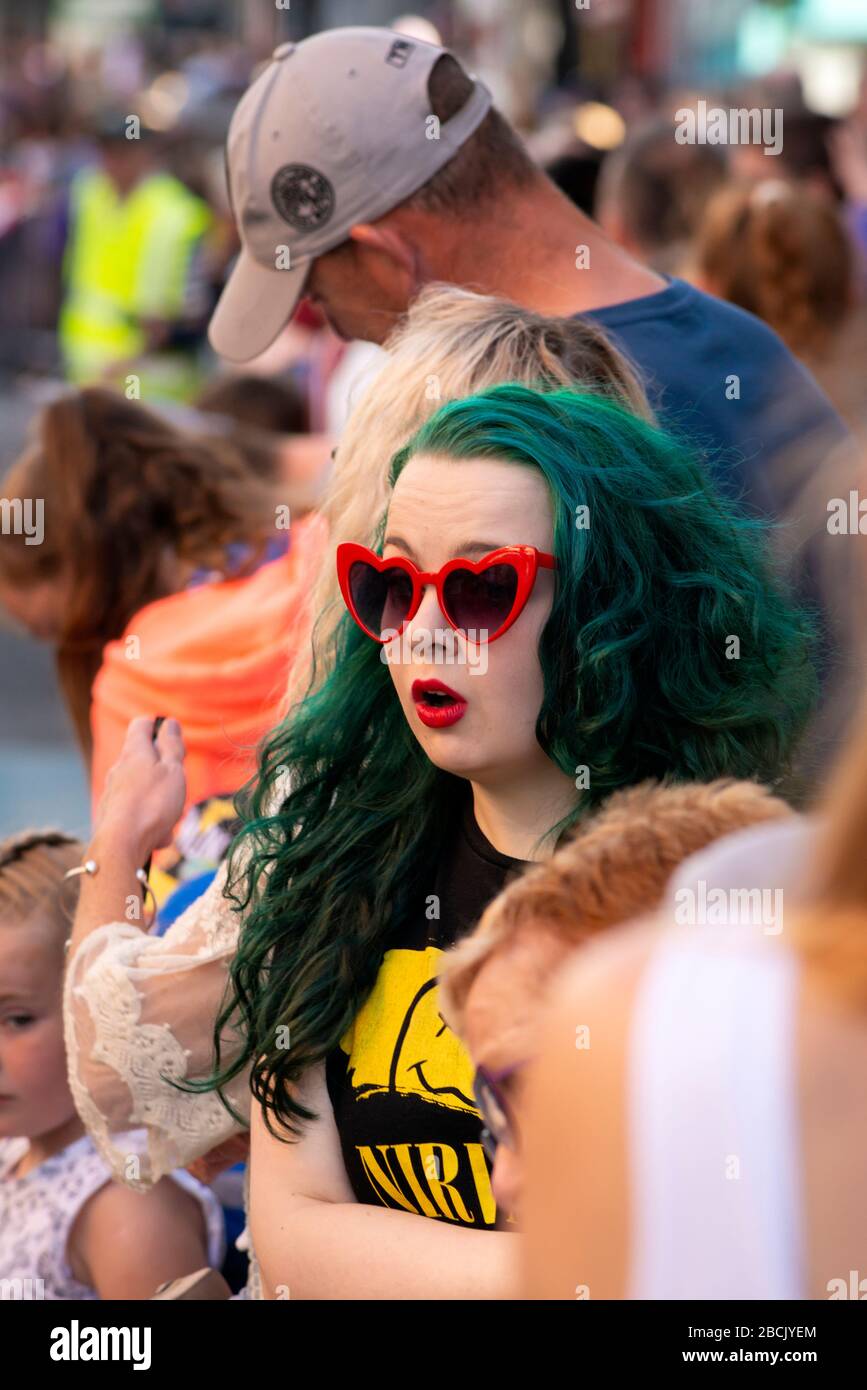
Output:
[209, 26, 492, 362]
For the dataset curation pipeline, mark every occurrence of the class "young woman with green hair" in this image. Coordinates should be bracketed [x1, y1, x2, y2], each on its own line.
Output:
[62, 287, 659, 1212]
[62, 300, 815, 1297]
[201, 382, 817, 1299]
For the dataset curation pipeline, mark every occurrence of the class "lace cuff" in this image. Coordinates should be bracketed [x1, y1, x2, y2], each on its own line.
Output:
[63, 861, 250, 1189]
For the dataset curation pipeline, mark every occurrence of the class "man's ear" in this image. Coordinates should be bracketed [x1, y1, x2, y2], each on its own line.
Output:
[348, 221, 417, 274]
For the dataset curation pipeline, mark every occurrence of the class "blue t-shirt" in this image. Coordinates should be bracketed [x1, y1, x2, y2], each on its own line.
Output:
[586, 277, 849, 524]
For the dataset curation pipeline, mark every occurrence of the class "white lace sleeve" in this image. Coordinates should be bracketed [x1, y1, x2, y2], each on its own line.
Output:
[63, 860, 251, 1190]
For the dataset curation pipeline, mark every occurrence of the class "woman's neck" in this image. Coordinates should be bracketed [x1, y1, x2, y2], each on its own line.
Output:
[470, 764, 579, 862]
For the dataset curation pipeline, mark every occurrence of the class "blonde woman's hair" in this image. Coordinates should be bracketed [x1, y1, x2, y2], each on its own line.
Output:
[288, 284, 652, 704]
[0, 830, 83, 944]
[438, 779, 792, 1034]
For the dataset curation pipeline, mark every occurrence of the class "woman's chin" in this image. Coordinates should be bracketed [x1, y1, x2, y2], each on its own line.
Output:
[415, 728, 486, 779]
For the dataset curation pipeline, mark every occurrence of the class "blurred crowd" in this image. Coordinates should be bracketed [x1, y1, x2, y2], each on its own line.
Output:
[4, 14, 867, 426]
[1, 6, 867, 1316]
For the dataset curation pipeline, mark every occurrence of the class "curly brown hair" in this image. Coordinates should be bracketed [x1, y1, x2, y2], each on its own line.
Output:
[0, 388, 280, 758]
[696, 179, 852, 360]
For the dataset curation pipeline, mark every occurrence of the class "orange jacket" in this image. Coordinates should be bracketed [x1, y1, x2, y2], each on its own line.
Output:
[90, 514, 327, 819]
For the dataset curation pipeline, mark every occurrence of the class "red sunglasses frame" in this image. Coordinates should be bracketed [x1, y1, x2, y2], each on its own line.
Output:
[336, 541, 557, 645]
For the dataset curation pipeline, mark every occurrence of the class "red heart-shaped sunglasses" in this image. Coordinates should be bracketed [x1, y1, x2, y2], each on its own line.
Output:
[336, 542, 557, 644]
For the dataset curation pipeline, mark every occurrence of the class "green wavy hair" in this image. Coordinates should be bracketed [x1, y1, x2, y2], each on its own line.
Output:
[198, 384, 817, 1134]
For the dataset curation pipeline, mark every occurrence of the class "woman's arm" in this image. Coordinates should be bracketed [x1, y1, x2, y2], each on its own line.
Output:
[64, 717, 249, 1183]
[250, 1062, 519, 1301]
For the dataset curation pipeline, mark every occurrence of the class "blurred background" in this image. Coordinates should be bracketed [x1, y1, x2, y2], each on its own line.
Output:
[2, 0, 867, 835]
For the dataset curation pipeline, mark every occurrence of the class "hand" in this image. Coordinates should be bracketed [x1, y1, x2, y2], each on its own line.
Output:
[92, 716, 187, 865]
[186, 1132, 250, 1185]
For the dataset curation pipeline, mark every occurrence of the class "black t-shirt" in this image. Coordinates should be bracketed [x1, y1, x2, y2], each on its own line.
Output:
[325, 794, 530, 1229]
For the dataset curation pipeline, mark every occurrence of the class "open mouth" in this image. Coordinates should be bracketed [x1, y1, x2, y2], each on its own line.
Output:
[411, 679, 468, 729]
[420, 689, 454, 707]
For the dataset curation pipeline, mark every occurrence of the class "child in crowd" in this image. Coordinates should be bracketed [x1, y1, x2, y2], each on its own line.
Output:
[0, 831, 224, 1299]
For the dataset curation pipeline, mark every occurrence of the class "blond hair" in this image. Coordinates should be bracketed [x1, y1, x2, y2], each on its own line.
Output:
[438, 779, 792, 1033]
[287, 284, 652, 705]
[0, 830, 83, 942]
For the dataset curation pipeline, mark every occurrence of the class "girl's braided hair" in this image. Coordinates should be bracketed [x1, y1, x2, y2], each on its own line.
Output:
[0, 829, 80, 871]
[0, 830, 84, 933]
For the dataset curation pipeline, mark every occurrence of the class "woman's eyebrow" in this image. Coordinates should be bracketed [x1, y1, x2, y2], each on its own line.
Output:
[382, 537, 505, 561]
[382, 534, 417, 560]
[453, 540, 505, 558]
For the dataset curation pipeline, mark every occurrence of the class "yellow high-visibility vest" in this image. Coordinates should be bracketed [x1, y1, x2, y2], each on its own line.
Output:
[59, 167, 212, 392]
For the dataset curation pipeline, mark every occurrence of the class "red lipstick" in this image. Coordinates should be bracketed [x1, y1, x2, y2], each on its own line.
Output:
[411, 678, 468, 729]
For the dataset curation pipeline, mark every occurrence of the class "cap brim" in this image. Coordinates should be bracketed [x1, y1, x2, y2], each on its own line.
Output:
[208, 249, 308, 363]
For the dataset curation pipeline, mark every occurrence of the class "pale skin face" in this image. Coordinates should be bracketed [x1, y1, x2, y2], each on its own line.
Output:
[0, 916, 83, 1169]
[460, 927, 572, 1224]
[381, 452, 577, 859]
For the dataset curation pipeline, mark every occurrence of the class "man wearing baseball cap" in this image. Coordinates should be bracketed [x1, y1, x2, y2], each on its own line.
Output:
[209, 28, 848, 546]
[210, 26, 666, 357]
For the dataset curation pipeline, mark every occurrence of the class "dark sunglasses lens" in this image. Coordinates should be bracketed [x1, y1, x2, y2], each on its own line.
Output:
[442, 564, 518, 636]
[349, 560, 414, 636]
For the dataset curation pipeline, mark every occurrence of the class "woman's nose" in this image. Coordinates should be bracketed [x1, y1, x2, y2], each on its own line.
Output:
[409, 581, 449, 638]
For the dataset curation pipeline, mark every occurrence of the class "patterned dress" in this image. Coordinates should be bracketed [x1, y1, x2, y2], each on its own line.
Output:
[0, 1133, 224, 1299]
